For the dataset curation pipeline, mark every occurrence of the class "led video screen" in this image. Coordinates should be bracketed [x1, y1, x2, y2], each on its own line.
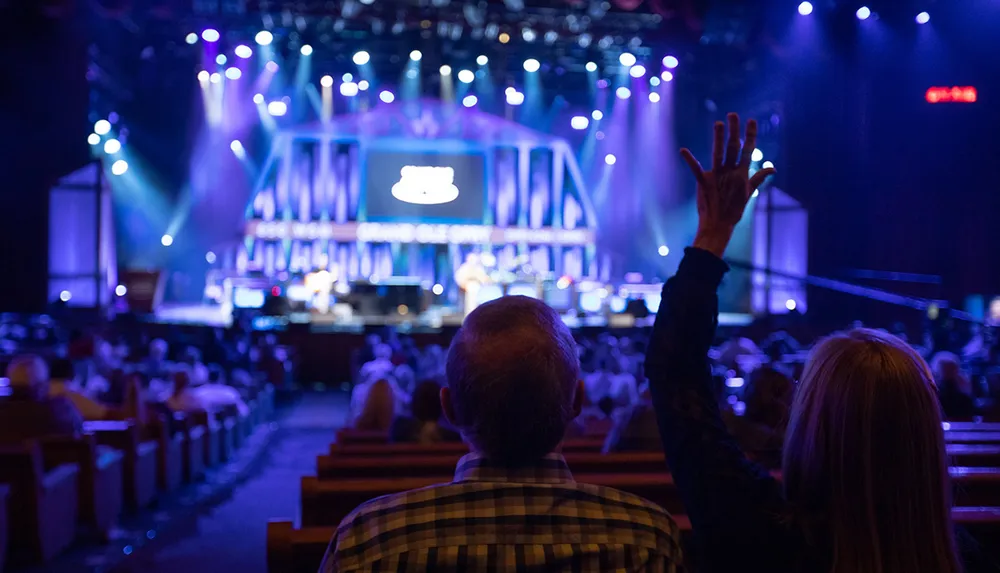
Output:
[365, 151, 486, 223]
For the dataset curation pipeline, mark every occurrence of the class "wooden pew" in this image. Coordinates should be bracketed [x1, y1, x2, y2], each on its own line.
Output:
[84, 420, 159, 511]
[148, 414, 184, 493]
[328, 438, 607, 458]
[39, 435, 123, 541]
[190, 411, 222, 468]
[945, 422, 1000, 432]
[0, 444, 78, 565]
[299, 468, 1000, 528]
[945, 432, 1000, 444]
[172, 413, 207, 483]
[267, 508, 1000, 573]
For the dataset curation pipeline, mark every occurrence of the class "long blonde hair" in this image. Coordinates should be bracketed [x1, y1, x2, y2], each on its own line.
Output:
[782, 329, 960, 573]
[354, 379, 396, 431]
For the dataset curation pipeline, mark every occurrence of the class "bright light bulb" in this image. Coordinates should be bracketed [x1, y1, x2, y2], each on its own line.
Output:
[115, 284, 127, 296]
[88, 133, 100, 145]
[59, 290, 71, 302]
[267, 100, 288, 116]
[570, 116, 589, 130]
[916, 11, 930, 24]
[358, 80, 369, 91]
[476, 55, 489, 66]
[353, 51, 370, 65]
[320, 75, 333, 87]
[785, 299, 798, 311]
[340, 82, 359, 97]
[215, 54, 227, 65]
[658, 245, 670, 257]
[762, 160, 775, 169]
[605, 154, 617, 165]
[661, 71, 674, 82]
[161, 234, 174, 247]
[751, 148, 764, 162]
[225, 67, 241, 80]
[506, 90, 524, 106]
[616, 86, 631, 100]
[432, 284, 444, 296]
[629, 64, 646, 78]
[230, 140, 243, 152]
[206, 251, 217, 264]
[103, 138, 122, 154]
[342, 73, 353, 82]
[856, 6, 871, 20]
[255, 30, 273, 46]
[663, 55, 679, 69]
[210, 72, 221, 83]
[235, 44, 252, 59]
[410, 50, 422, 61]
[619, 52, 636, 67]
[300, 44, 313, 56]
[798, 2, 813, 16]
[253, 93, 265, 104]
[379, 90, 395, 103]
[185, 33, 198, 45]
[523, 58, 540, 72]
[650, 76, 661, 87]
[439, 65, 452, 76]
[457, 69, 475, 83]
[94, 119, 111, 135]
[591, 110, 603, 120]
[649, 92, 661, 103]
[201, 29, 220, 43]
[585, 61, 598, 72]
[111, 160, 128, 176]
[462, 94, 478, 107]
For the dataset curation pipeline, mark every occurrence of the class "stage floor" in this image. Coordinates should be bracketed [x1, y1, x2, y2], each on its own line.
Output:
[150, 303, 755, 331]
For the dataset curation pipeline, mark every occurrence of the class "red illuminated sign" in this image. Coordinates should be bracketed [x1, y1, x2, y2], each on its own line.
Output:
[926, 86, 977, 103]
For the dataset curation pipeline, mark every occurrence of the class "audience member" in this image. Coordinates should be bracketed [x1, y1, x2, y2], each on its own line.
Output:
[351, 378, 396, 431]
[723, 366, 793, 456]
[322, 296, 681, 572]
[602, 382, 662, 453]
[143, 338, 173, 380]
[933, 351, 977, 420]
[646, 114, 961, 572]
[48, 357, 112, 420]
[0, 355, 84, 441]
[389, 380, 459, 444]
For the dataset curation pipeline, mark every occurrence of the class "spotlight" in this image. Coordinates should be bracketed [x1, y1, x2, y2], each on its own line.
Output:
[476, 55, 489, 66]
[161, 234, 174, 247]
[267, 100, 288, 116]
[88, 133, 100, 145]
[379, 90, 395, 103]
[506, 90, 524, 106]
[340, 82, 359, 97]
[255, 30, 273, 46]
[505, 86, 516, 96]
[658, 245, 670, 257]
[300, 44, 313, 56]
[856, 6, 871, 20]
[619, 52, 636, 67]
[604, 154, 617, 165]
[201, 28, 220, 43]
[662, 55, 679, 69]
[94, 119, 111, 135]
[185, 33, 198, 45]
[115, 284, 127, 296]
[522, 28, 536, 42]
[59, 290, 72, 302]
[616, 86, 631, 99]
[358, 80, 369, 91]
[206, 251, 217, 264]
[570, 116, 589, 130]
[210, 72, 221, 83]
[597, 79, 609, 89]
[661, 71, 674, 82]
[342, 73, 353, 82]
[235, 44, 252, 59]
[409, 50, 422, 61]
[216, 54, 227, 65]
[253, 93, 265, 104]
[320, 75, 333, 87]
[650, 76, 661, 87]
[498, 32, 510, 44]
[225, 67, 241, 80]
[406, 69, 418, 79]
[457, 69, 475, 83]
[265, 61, 278, 72]
[629, 64, 646, 78]
[762, 161, 775, 169]
[103, 138, 121, 154]
[648, 92, 661, 103]
[591, 110, 603, 120]
[110, 160, 128, 175]
[523, 58, 540, 72]
[439, 65, 452, 76]
[916, 11, 930, 24]
[785, 299, 798, 311]
[462, 94, 478, 107]
[432, 284, 444, 296]
[585, 61, 598, 72]
[230, 139, 243, 153]
[353, 50, 370, 65]
[751, 148, 764, 162]
[798, 1, 813, 15]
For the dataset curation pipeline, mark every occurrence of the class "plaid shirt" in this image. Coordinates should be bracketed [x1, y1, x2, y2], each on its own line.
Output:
[320, 453, 683, 572]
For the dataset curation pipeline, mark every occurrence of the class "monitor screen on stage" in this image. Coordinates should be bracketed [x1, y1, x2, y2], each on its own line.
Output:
[365, 151, 486, 223]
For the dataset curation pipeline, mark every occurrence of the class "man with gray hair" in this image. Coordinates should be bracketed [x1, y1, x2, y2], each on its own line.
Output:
[322, 296, 682, 572]
[0, 355, 83, 442]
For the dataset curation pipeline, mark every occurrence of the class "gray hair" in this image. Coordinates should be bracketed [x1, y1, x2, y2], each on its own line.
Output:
[445, 296, 580, 465]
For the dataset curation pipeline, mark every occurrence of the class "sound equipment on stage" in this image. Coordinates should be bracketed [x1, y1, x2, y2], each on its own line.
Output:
[350, 279, 424, 316]
[119, 270, 164, 314]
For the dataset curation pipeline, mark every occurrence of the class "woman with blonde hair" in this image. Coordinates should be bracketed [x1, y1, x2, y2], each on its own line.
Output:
[645, 114, 964, 572]
[352, 378, 396, 432]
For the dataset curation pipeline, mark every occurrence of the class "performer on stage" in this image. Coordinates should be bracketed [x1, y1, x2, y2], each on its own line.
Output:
[454, 253, 491, 317]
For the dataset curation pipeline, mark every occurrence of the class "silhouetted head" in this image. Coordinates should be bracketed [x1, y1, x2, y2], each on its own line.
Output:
[6, 355, 49, 399]
[443, 296, 583, 466]
[410, 380, 444, 422]
[783, 328, 959, 573]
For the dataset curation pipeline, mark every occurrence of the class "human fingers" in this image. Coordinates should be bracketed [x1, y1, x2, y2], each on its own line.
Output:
[740, 119, 759, 169]
[712, 121, 725, 172]
[725, 112, 741, 168]
[749, 167, 776, 191]
[680, 148, 708, 187]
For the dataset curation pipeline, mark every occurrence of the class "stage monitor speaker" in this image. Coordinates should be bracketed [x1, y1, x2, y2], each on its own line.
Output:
[119, 270, 163, 314]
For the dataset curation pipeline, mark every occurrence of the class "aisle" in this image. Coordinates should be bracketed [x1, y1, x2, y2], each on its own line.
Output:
[110, 392, 348, 573]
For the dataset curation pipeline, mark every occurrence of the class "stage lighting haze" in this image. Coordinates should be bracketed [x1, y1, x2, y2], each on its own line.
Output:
[410, 50, 422, 61]
[585, 61, 598, 72]
[353, 51, 371, 65]
[457, 69, 475, 83]
[570, 116, 589, 130]
[111, 160, 128, 175]
[255, 30, 273, 45]
[605, 154, 617, 165]
[185, 33, 198, 45]
[265, 61, 278, 72]
[619, 52, 636, 67]
[103, 139, 121, 154]
[320, 75, 333, 87]
[629, 64, 646, 78]
[857, 6, 871, 20]
[591, 110, 603, 120]
[523, 58, 540, 72]
[616, 86, 631, 100]
[201, 29, 220, 43]
[379, 90, 395, 103]
[235, 44, 252, 59]
[300, 44, 313, 56]
[462, 94, 478, 107]
[916, 11, 930, 24]
[663, 55, 679, 69]
[476, 55, 489, 66]
[94, 119, 111, 135]
[798, 2, 813, 15]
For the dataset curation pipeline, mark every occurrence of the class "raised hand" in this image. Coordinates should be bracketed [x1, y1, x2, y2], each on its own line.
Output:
[680, 112, 776, 257]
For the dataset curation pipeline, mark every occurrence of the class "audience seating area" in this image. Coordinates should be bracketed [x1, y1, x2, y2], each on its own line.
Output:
[266, 422, 1000, 573]
[0, 387, 274, 571]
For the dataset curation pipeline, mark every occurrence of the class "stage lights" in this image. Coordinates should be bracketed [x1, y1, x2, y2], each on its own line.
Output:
[379, 90, 395, 103]
[197, 70, 209, 81]
[225, 67, 241, 80]
[410, 50, 422, 61]
[916, 11, 930, 24]
[267, 100, 288, 116]
[462, 95, 478, 108]
[457, 69, 475, 84]
[661, 71, 674, 82]
[439, 65, 452, 76]
[751, 148, 764, 162]
[798, 2, 813, 15]
[255, 30, 273, 46]
[235, 44, 252, 59]
[185, 33, 198, 45]
[498, 32, 510, 44]
[604, 154, 617, 166]
[353, 51, 370, 65]
[523, 58, 540, 72]
[649, 92, 661, 103]
[230, 140, 245, 157]
[476, 55, 489, 66]
[585, 61, 598, 73]
[94, 119, 111, 135]
[432, 284, 444, 296]
[206, 252, 217, 264]
[115, 285, 127, 297]
[300, 44, 313, 56]
[658, 245, 670, 257]
[650, 76, 661, 87]
[342, 73, 353, 82]
[762, 161, 775, 169]
[110, 160, 128, 176]
[60, 290, 71, 302]
[358, 80, 369, 91]
[591, 110, 604, 121]
[216, 54, 227, 65]
[265, 61, 278, 72]
[88, 133, 100, 145]
[253, 93, 265, 104]
[210, 72, 221, 84]
[506, 89, 525, 106]
[629, 64, 646, 78]
[570, 116, 589, 130]
[856, 6, 871, 20]
[103, 138, 121, 154]
[320, 75, 333, 87]
[201, 28, 220, 43]
[340, 82, 359, 97]
[161, 234, 174, 247]
[786, 299, 798, 311]
[619, 52, 636, 67]
[616, 86, 631, 100]
[663, 55, 679, 69]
